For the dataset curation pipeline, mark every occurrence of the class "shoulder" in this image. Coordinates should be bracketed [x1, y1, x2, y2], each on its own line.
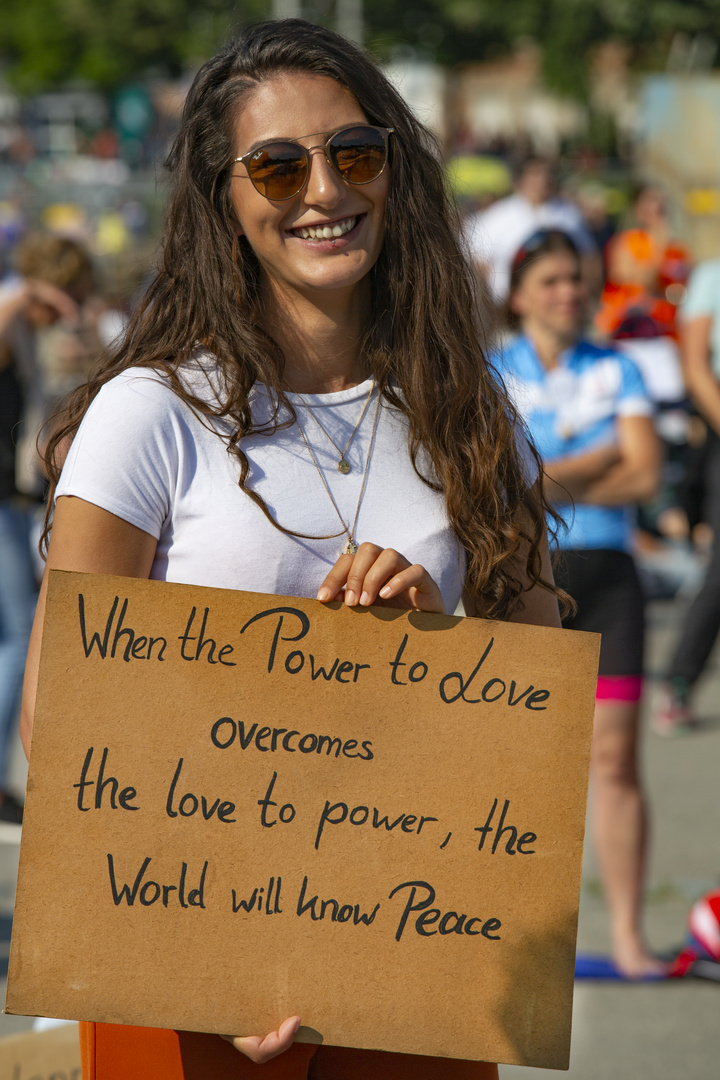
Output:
[493, 336, 539, 380]
[95, 366, 180, 404]
[573, 338, 637, 374]
[574, 340, 652, 413]
[92, 355, 224, 419]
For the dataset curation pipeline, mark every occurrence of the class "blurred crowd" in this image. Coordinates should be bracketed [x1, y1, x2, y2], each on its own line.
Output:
[464, 155, 720, 729]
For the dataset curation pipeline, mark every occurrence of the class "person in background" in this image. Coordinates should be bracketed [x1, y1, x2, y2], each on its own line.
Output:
[464, 157, 600, 306]
[596, 183, 691, 340]
[653, 256, 720, 732]
[0, 344, 35, 826]
[495, 229, 664, 979]
[0, 233, 97, 497]
[0, 236, 92, 825]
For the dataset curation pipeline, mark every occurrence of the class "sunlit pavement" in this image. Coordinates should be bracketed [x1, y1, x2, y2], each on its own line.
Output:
[2, 594, 719, 1073]
[503, 595, 720, 1079]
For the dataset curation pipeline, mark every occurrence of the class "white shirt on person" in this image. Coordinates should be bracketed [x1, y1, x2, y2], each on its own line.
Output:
[56, 359, 467, 613]
[464, 193, 596, 303]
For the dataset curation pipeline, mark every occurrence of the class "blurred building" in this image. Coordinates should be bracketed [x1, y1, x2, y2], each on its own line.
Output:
[450, 42, 587, 157]
[636, 75, 720, 262]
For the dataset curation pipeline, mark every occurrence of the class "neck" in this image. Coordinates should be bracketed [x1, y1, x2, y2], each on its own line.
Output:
[259, 278, 371, 394]
[522, 321, 576, 370]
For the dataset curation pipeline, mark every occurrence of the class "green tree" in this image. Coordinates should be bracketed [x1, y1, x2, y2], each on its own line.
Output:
[364, 0, 720, 98]
[4, 0, 720, 96]
[0, 0, 265, 93]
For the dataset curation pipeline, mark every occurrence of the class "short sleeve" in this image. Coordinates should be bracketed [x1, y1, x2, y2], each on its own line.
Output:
[681, 261, 720, 323]
[56, 371, 183, 538]
[614, 351, 654, 418]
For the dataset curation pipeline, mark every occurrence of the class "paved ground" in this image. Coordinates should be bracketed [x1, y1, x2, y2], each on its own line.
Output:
[1, 593, 719, 1075]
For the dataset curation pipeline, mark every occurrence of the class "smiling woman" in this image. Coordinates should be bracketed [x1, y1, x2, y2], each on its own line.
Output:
[23, 17, 568, 1080]
[496, 229, 664, 983]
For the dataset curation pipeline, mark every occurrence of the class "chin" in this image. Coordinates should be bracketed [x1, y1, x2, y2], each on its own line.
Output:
[300, 261, 374, 292]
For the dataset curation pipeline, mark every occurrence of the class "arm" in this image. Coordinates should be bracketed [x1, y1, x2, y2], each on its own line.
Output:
[545, 415, 660, 507]
[507, 527, 561, 629]
[20, 496, 157, 756]
[680, 315, 720, 436]
[503, 483, 561, 628]
[460, 482, 562, 629]
[0, 280, 78, 344]
[542, 442, 620, 502]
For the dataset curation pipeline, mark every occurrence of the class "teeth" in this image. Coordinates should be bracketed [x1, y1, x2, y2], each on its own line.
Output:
[293, 216, 357, 240]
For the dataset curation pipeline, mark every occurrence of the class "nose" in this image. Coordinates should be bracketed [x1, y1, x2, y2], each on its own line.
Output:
[303, 146, 345, 208]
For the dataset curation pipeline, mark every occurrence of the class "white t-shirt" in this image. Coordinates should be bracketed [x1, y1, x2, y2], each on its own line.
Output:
[464, 193, 596, 302]
[56, 361, 467, 612]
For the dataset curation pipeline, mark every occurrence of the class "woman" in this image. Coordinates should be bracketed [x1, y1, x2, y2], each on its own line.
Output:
[496, 229, 663, 979]
[653, 255, 720, 731]
[0, 234, 93, 826]
[21, 20, 563, 1080]
[596, 183, 690, 340]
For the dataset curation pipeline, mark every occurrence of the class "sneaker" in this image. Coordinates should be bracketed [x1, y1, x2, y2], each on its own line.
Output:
[652, 679, 696, 736]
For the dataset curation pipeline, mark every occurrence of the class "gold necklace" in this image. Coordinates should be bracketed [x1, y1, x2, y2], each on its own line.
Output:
[295, 379, 375, 475]
[294, 390, 382, 555]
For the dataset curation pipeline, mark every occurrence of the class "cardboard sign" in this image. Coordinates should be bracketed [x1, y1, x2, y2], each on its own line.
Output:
[0, 1024, 81, 1080]
[6, 571, 599, 1069]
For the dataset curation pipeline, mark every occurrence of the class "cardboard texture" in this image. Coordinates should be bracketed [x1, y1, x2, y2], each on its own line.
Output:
[6, 572, 600, 1069]
[0, 1024, 81, 1080]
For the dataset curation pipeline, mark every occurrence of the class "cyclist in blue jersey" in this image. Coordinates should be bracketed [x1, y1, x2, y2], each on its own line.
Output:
[495, 229, 665, 978]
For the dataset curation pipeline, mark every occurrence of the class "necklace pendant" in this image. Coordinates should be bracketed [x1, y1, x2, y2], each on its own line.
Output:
[338, 458, 351, 474]
[343, 539, 358, 555]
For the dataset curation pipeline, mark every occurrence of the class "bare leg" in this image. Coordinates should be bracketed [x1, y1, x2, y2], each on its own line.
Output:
[591, 698, 666, 978]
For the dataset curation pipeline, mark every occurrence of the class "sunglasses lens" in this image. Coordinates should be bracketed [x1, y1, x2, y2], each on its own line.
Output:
[246, 143, 308, 199]
[329, 126, 388, 184]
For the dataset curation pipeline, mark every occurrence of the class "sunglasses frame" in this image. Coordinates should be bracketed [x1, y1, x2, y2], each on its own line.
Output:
[232, 124, 394, 201]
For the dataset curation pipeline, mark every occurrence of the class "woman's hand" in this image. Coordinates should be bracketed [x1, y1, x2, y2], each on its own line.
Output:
[221, 1015, 301, 1063]
[316, 543, 445, 614]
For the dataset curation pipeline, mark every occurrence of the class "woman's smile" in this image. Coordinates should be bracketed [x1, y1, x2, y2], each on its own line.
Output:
[287, 212, 364, 244]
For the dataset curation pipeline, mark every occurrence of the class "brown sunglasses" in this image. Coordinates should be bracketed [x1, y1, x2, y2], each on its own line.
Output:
[233, 124, 394, 201]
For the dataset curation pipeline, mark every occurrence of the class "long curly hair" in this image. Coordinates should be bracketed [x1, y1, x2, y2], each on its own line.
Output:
[43, 18, 562, 619]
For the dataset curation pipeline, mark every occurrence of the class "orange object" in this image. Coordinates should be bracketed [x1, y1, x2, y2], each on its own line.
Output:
[79, 1023, 499, 1079]
[596, 229, 691, 339]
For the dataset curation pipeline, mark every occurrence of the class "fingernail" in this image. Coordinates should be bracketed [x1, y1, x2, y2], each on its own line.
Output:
[316, 587, 330, 601]
[345, 590, 357, 606]
[379, 585, 391, 598]
[360, 591, 371, 606]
